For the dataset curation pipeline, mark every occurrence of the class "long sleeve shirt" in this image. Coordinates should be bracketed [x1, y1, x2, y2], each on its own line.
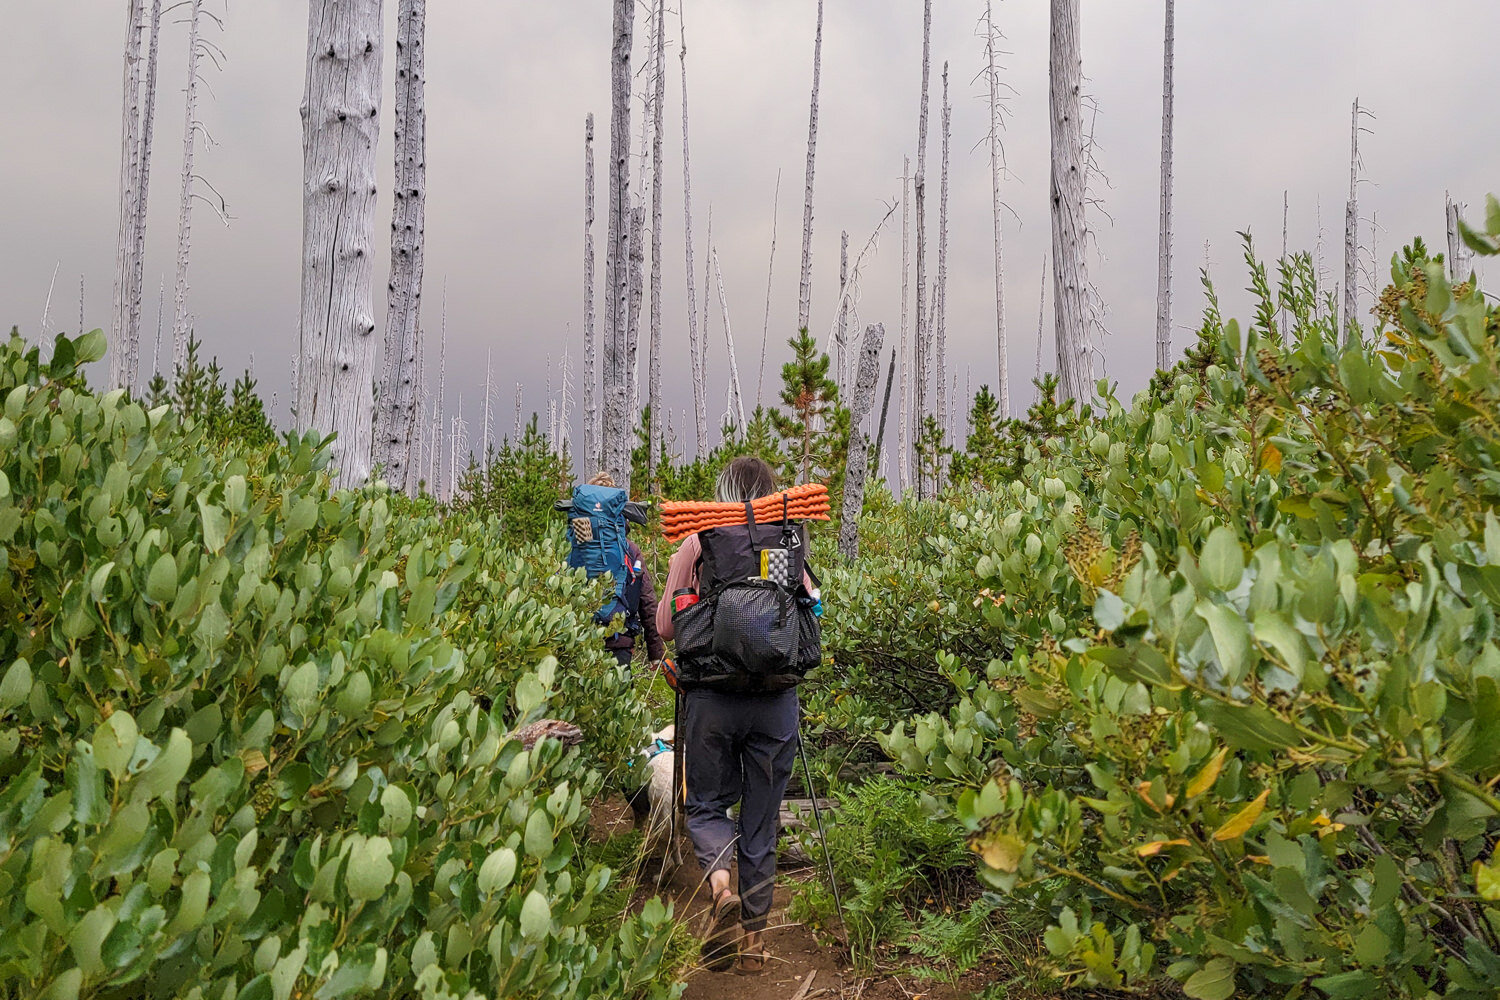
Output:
[605, 540, 665, 661]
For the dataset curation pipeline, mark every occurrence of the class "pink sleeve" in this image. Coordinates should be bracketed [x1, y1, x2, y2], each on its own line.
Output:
[656, 534, 702, 641]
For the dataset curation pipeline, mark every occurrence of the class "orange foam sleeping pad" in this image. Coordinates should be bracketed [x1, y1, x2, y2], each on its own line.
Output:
[660, 483, 832, 543]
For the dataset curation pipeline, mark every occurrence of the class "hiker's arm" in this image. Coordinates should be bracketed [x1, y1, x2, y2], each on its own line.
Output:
[638, 562, 665, 662]
[656, 534, 701, 641]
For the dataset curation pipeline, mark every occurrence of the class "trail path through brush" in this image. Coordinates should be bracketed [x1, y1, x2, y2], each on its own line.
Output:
[594, 796, 985, 1000]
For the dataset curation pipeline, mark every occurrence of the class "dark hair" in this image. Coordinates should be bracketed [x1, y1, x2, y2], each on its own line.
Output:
[714, 456, 777, 502]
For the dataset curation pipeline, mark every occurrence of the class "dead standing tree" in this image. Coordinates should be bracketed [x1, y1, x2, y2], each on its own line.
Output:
[1155, 0, 1175, 371]
[603, 0, 634, 487]
[1448, 195, 1474, 284]
[110, 0, 145, 391]
[711, 246, 747, 431]
[839, 323, 887, 560]
[126, 0, 164, 392]
[797, 0, 825, 335]
[678, 1, 707, 456]
[297, 0, 384, 488]
[583, 114, 599, 472]
[898, 156, 911, 490]
[171, 0, 229, 373]
[935, 62, 951, 437]
[1343, 99, 1373, 345]
[756, 170, 782, 406]
[1049, 0, 1095, 404]
[375, 0, 427, 493]
[913, 0, 933, 497]
[980, 0, 1011, 418]
[647, 0, 667, 477]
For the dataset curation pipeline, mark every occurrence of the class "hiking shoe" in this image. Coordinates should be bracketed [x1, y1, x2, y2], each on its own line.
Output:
[701, 890, 741, 972]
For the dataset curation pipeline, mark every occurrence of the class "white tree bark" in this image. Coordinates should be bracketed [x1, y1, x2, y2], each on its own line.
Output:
[583, 113, 599, 472]
[1049, 0, 1094, 404]
[796, 0, 825, 334]
[435, 283, 446, 498]
[625, 204, 645, 425]
[647, 0, 666, 475]
[983, 0, 1009, 419]
[1035, 252, 1047, 397]
[835, 229, 849, 389]
[125, 0, 164, 394]
[913, 0, 933, 496]
[757, 170, 782, 406]
[110, 0, 144, 391]
[1154, 0, 1175, 371]
[482, 348, 492, 457]
[375, 0, 426, 493]
[1280, 189, 1289, 335]
[298, 0, 384, 488]
[169, 0, 204, 373]
[936, 62, 951, 437]
[1343, 98, 1360, 345]
[839, 323, 886, 561]
[701, 205, 714, 418]
[898, 156, 911, 491]
[711, 246, 746, 430]
[1448, 196, 1474, 284]
[603, 0, 634, 487]
[678, 3, 706, 456]
[559, 344, 572, 459]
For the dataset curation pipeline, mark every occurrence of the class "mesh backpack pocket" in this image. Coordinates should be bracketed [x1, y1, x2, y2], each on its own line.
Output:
[795, 601, 822, 672]
[672, 597, 716, 660]
[712, 580, 799, 676]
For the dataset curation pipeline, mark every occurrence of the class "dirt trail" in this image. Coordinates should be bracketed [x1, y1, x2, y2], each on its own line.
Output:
[593, 796, 987, 1000]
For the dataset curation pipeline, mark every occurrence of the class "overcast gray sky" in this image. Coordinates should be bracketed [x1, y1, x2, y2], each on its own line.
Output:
[3, 1, 1496, 461]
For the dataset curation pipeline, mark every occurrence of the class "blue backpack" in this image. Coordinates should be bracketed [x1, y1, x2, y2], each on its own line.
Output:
[564, 484, 643, 638]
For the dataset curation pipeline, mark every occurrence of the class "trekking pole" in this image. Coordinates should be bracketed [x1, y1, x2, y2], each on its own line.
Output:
[796, 724, 847, 943]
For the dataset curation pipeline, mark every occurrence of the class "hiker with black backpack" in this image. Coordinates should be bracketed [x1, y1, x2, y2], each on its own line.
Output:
[561, 473, 665, 674]
[656, 456, 822, 976]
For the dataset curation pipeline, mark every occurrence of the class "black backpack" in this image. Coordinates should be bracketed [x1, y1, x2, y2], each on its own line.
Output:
[672, 501, 821, 693]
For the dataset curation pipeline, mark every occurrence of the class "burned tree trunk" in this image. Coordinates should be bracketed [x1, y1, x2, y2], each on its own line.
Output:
[376, 0, 427, 492]
[913, 0, 933, 496]
[678, 2, 706, 456]
[874, 347, 896, 478]
[1448, 195, 1474, 284]
[797, 0, 825, 334]
[711, 246, 746, 431]
[936, 62, 951, 437]
[298, 0, 384, 487]
[1154, 0, 1175, 371]
[1049, 0, 1094, 403]
[1342, 98, 1360, 345]
[839, 323, 886, 561]
[583, 114, 599, 472]
[647, 0, 667, 476]
[170, 0, 206, 372]
[110, 0, 145, 391]
[126, 0, 164, 393]
[898, 156, 911, 491]
[603, 0, 634, 487]
[757, 170, 782, 405]
[983, 0, 1009, 419]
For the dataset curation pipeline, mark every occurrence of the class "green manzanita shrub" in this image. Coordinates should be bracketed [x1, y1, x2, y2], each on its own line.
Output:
[0, 330, 678, 1000]
[884, 204, 1500, 998]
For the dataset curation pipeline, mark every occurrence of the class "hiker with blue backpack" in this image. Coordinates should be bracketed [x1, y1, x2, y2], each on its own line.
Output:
[561, 473, 665, 673]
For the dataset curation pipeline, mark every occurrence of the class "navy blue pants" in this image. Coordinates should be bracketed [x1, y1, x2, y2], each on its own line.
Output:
[682, 687, 799, 931]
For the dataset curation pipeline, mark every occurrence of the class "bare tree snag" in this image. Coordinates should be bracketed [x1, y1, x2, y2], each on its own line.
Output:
[603, 0, 634, 488]
[583, 114, 599, 472]
[625, 204, 645, 423]
[125, 0, 164, 393]
[797, 0, 825, 334]
[647, 0, 666, 477]
[898, 155, 911, 491]
[482, 349, 493, 458]
[1049, 0, 1094, 404]
[913, 0, 933, 496]
[435, 282, 446, 498]
[757, 170, 782, 406]
[1343, 98, 1360, 345]
[298, 0, 384, 487]
[171, 0, 205, 372]
[376, 0, 426, 493]
[835, 229, 849, 389]
[111, 0, 144, 390]
[936, 62, 951, 438]
[1155, 0, 1175, 371]
[1448, 195, 1474, 284]
[1035, 252, 1047, 397]
[678, 2, 706, 456]
[982, 0, 1009, 419]
[839, 323, 886, 560]
[711, 246, 746, 430]
[874, 347, 896, 478]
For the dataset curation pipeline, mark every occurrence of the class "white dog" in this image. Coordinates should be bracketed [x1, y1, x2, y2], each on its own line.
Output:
[629, 724, 686, 875]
